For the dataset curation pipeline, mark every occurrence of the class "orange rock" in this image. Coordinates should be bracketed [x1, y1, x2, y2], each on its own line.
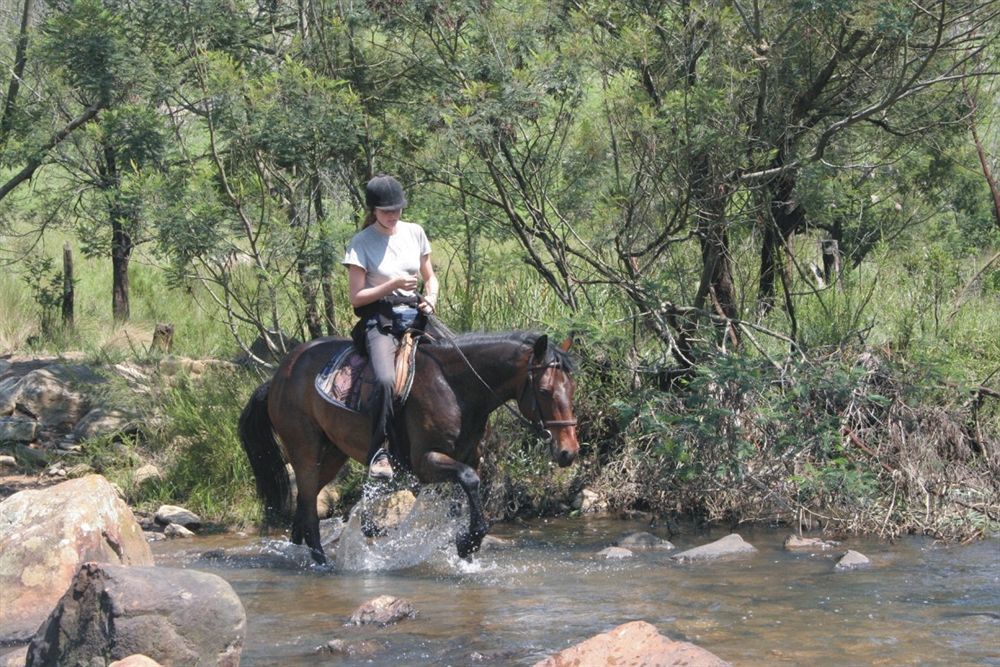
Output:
[532, 620, 730, 667]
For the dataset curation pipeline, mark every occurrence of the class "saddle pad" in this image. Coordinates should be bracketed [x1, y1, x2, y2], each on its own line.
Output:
[315, 336, 419, 413]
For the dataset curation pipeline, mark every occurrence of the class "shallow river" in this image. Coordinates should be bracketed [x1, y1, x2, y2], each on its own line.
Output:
[152, 494, 999, 666]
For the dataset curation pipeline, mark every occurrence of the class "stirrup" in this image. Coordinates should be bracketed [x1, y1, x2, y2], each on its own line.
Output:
[368, 449, 394, 480]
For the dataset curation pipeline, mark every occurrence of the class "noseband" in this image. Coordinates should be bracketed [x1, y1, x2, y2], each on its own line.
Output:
[522, 359, 578, 442]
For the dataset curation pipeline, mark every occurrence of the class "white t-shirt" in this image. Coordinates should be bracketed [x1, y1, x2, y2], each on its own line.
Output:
[342, 221, 432, 299]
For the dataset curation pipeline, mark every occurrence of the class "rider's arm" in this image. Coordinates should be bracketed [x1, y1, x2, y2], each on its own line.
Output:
[419, 253, 438, 313]
[348, 265, 416, 310]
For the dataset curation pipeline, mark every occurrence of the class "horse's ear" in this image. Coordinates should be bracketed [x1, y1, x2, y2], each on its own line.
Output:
[532, 334, 548, 360]
[559, 335, 573, 352]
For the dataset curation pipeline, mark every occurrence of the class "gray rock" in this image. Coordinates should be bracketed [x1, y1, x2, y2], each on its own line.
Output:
[164, 523, 196, 539]
[671, 533, 757, 562]
[12, 444, 47, 466]
[154, 504, 202, 530]
[348, 490, 416, 533]
[348, 595, 416, 627]
[835, 549, 871, 570]
[597, 546, 634, 559]
[26, 562, 245, 667]
[133, 464, 161, 486]
[616, 531, 675, 550]
[784, 535, 839, 551]
[479, 534, 515, 551]
[0, 475, 153, 643]
[571, 488, 608, 513]
[0, 367, 94, 428]
[0, 417, 37, 443]
[72, 407, 139, 442]
[0, 646, 27, 667]
[0, 454, 17, 467]
[316, 639, 382, 658]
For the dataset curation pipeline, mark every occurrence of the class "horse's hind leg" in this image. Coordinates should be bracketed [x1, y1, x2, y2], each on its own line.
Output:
[289, 436, 348, 565]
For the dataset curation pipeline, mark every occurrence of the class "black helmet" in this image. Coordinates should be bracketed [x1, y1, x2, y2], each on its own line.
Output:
[365, 174, 407, 210]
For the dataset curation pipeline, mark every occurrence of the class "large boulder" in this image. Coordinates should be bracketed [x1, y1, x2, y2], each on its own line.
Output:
[532, 620, 730, 667]
[26, 562, 245, 667]
[0, 366, 100, 429]
[349, 490, 417, 534]
[0, 475, 153, 642]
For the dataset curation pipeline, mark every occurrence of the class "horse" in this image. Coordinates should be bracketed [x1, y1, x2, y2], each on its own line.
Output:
[238, 330, 579, 564]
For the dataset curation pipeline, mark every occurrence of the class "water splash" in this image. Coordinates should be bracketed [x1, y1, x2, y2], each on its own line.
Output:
[333, 484, 468, 572]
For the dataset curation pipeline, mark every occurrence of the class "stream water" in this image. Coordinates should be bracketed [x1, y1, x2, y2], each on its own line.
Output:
[152, 490, 999, 666]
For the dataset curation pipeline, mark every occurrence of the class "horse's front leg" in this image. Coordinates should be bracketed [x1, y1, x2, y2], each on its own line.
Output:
[422, 451, 489, 558]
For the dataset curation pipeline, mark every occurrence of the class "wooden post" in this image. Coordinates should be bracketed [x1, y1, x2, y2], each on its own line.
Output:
[150, 323, 174, 353]
[62, 241, 74, 328]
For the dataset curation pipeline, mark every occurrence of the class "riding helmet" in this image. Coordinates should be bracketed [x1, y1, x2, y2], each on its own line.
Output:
[365, 174, 407, 211]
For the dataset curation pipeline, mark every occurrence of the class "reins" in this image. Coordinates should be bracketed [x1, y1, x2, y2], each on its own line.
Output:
[428, 320, 575, 442]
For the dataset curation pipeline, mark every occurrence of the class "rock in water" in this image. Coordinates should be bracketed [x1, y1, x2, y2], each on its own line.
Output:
[671, 533, 757, 562]
[348, 595, 416, 627]
[532, 620, 730, 666]
[26, 562, 245, 667]
[835, 549, 871, 570]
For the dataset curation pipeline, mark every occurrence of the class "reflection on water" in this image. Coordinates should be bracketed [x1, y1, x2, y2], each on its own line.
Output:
[154, 495, 1000, 666]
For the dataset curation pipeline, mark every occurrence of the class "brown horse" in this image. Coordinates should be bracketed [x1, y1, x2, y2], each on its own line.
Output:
[238, 330, 579, 564]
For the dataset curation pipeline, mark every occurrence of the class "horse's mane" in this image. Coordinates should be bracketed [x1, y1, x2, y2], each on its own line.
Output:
[424, 321, 574, 371]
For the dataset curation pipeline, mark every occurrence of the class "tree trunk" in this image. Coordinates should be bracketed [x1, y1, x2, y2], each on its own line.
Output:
[62, 241, 74, 328]
[111, 216, 132, 322]
[0, 0, 34, 152]
[821, 239, 841, 285]
[313, 176, 337, 336]
[759, 168, 806, 316]
[103, 142, 132, 323]
[693, 193, 739, 349]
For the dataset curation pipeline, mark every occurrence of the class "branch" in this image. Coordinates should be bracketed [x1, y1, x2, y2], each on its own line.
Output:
[0, 102, 103, 202]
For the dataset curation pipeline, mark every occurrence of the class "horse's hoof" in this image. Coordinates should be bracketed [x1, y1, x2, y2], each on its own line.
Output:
[456, 531, 482, 559]
[310, 549, 327, 565]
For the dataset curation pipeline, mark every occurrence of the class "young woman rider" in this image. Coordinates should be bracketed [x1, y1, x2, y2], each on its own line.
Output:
[342, 175, 438, 479]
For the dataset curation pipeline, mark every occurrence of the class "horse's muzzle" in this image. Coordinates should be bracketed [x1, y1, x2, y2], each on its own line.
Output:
[556, 447, 576, 467]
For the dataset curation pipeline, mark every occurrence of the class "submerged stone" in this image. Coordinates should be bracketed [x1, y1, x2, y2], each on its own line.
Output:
[671, 533, 757, 561]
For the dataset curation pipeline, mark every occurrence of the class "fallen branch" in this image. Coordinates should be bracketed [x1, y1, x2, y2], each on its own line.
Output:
[841, 425, 895, 474]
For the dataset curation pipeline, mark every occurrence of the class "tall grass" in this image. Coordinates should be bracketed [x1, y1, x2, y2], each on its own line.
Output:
[121, 369, 263, 527]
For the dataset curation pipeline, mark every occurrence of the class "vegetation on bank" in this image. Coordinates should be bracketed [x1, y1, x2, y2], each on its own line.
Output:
[0, 0, 997, 540]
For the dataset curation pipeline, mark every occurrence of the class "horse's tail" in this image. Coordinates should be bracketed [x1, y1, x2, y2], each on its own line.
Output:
[238, 381, 292, 526]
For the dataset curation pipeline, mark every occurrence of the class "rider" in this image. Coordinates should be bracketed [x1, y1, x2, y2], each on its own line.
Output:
[343, 175, 438, 479]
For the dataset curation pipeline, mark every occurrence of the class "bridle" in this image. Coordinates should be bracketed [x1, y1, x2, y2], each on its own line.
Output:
[520, 358, 578, 443]
[437, 327, 577, 443]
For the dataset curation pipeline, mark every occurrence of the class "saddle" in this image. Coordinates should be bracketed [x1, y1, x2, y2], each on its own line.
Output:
[315, 332, 420, 413]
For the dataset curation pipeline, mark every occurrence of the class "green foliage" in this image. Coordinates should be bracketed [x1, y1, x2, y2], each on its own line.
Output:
[0, 0, 996, 540]
[131, 370, 261, 526]
[19, 253, 67, 339]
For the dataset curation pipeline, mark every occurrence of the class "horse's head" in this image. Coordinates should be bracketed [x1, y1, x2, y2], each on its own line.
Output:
[518, 334, 579, 467]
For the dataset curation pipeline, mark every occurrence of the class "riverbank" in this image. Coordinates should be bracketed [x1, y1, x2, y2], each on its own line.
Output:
[1, 348, 998, 543]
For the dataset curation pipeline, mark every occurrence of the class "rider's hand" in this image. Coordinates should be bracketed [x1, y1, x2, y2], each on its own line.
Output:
[395, 275, 419, 292]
